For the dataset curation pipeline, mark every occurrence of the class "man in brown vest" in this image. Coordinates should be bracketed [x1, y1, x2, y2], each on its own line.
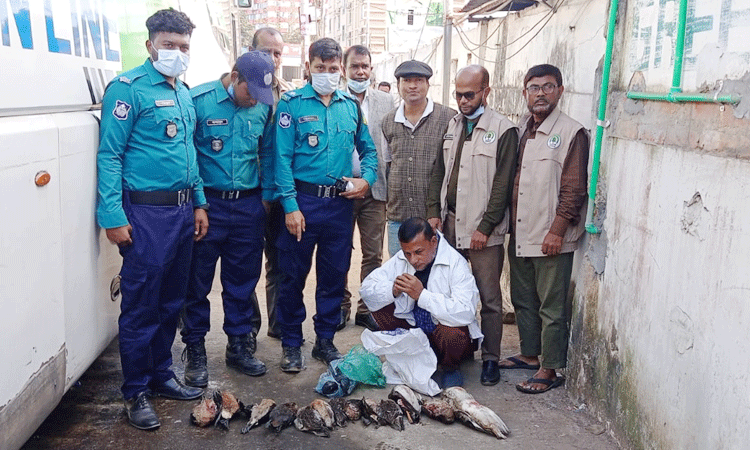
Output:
[499, 64, 589, 394]
[426, 65, 518, 386]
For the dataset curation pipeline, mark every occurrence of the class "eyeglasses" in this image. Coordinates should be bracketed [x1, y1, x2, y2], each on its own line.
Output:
[525, 83, 558, 95]
[453, 89, 484, 101]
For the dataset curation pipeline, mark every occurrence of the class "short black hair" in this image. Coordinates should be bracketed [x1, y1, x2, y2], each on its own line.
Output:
[230, 63, 246, 83]
[309, 38, 342, 63]
[378, 81, 390, 88]
[523, 64, 563, 87]
[344, 45, 371, 66]
[398, 217, 436, 243]
[146, 8, 195, 41]
[252, 27, 282, 49]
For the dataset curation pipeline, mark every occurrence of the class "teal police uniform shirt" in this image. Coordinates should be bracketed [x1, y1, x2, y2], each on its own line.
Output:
[191, 79, 275, 201]
[274, 83, 378, 213]
[97, 58, 206, 229]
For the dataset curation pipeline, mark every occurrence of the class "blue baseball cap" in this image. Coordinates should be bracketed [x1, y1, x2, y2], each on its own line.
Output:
[237, 50, 275, 106]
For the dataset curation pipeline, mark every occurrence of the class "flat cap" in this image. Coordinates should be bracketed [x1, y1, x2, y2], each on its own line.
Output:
[394, 60, 433, 79]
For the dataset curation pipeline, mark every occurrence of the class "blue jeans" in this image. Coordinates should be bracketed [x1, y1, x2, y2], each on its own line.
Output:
[387, 220, 403, 257]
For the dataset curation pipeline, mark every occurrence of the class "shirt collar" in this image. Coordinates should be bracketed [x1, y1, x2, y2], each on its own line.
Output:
[215, 77, 231, 103]
[143, 58, 182, 88]
[395, 98, 434, 127]
[299, 83, 345, 103]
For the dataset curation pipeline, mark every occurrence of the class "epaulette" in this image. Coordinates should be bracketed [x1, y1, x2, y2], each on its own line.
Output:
[280, 91, 299, 102]
[190, 81, 216, 98]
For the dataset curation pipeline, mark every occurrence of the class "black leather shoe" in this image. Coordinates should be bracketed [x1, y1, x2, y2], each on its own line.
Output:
[354, 313, 380, 331]
[182, 340, 208, 388]
[336, 308, 349, 332]
[311, 337, 342, 363]
[280, 346, 304, 372]
[152, 376, 203, 400]
[267, 328, 282, 339]
[480, 360, 501, 386]
[226, 334, 266, 376]
[125, 392, 160, 430]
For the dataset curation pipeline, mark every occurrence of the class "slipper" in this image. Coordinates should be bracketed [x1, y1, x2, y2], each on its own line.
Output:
[515, 376, 565, 394]
[499, 356, 540, 370]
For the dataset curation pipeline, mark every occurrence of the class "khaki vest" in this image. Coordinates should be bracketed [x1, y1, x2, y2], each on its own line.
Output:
[515, 107, 587, 257]
[439, 109, 517, 249]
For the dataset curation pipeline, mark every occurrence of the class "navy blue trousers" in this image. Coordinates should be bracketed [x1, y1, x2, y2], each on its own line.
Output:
[118, 194, 194, 400]
[276, 193, 353, 348]
[181, 194, 266, 344]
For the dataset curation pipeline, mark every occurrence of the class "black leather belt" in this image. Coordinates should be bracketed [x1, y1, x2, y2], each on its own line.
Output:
[129, 189, 191, 206]
[295, 180, 343, 198]
[204, 187, 260, 200]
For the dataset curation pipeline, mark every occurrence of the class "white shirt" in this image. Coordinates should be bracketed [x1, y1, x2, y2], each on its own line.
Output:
[359, 232, 483, 342]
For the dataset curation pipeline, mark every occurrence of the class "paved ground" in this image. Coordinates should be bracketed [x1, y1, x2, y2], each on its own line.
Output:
[23, 237, 618, 450]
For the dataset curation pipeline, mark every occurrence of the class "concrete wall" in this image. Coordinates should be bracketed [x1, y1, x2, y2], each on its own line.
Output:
[374, 0, 750, 448]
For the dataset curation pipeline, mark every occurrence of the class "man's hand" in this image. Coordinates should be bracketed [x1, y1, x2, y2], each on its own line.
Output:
[393, 273, 424, 300]
[194, 209, 209, 241]
[285, 210, 306, 241]
[339, 177, 369, 199]
[106, 225, 133, 246]
[470, 230, 489, 250]
[541, 232, 563, 256]
[427, 217, 442, 232]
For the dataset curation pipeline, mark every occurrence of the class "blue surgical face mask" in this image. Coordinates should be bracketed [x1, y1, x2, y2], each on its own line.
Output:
[152, 48, 189, 78]
[347, 78, 370, 94]
[464, 105, 484, 120]
[227, 83, 235, 100]
[311, 72, 341, 96]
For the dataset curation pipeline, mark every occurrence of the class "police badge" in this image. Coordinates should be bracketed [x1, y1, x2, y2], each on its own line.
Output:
[279, 112, 292, 129]
[211, 138, 223, 151]
[166, 121, 178, 138]
[113, 100, 131, 120]
[308, 135, 319, 147]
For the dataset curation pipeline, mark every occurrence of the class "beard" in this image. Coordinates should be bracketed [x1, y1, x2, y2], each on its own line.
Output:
[528, 98, 556, 118]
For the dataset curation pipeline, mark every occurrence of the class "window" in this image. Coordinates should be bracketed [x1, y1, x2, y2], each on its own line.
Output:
[407, 9, 414, 25]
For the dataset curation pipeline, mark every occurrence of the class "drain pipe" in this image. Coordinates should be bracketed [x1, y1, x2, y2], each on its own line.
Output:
[584, 0, 619, 234]
[626, 0, 741, 104]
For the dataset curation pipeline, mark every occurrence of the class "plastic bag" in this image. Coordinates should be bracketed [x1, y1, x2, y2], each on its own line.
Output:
[337, 345, 386, 387]
[314, 358, 359, 398]
[360, 328, 441, 396]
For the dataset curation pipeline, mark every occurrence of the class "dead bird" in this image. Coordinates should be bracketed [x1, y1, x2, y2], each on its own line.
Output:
[295, 405, 330, 437]
[388, 385, 422, 424]
[241, 398, 276, 433]
[421, 397, 455, 424]
[215, 391, 244, 430]
[267, 402, 299, 434]
[441, 386, 509, 439]
[327, 398, 349, 428]
[377, 399, 405, 431]
[191, 390, 223, 427]
[343, 398, 363, 422]
[310, 398, 335, 430]
[360, 397, 380, 427]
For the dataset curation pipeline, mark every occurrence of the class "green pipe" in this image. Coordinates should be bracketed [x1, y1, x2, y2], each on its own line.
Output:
[585, 0, 619, 234]
[671, 0, 689, 93]
[627, 91, 741, 104]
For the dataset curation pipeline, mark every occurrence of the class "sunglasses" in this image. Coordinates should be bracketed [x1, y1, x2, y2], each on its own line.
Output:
[453, 89, 485, 101]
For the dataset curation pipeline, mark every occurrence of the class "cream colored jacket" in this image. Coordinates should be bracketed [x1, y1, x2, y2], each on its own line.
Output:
[515, 107, 587, 257]
[438, 109, 517, 249]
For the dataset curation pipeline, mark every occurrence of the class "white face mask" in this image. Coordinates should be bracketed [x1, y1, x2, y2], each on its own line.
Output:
[347, 78, 369, 94]
[311, 72, 341, 96]
[152, 48, 190, 78]
[464, 105, 485, 120]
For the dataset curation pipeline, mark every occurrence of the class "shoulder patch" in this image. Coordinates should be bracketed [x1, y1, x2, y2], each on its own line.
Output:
[278, 112, 292, 129]
[113, 100, 132, 120]
[280, 91, 299, 102]
[118, 76, 131, 84]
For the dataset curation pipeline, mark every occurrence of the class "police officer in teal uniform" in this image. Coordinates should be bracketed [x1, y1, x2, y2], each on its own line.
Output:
[180, 51, 275, 387]
[274, 38, 378, 372]
[96, 9, 206, 430]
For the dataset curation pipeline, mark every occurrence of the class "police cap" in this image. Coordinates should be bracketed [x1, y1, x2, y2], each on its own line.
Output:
[394, 60, 433, 80]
